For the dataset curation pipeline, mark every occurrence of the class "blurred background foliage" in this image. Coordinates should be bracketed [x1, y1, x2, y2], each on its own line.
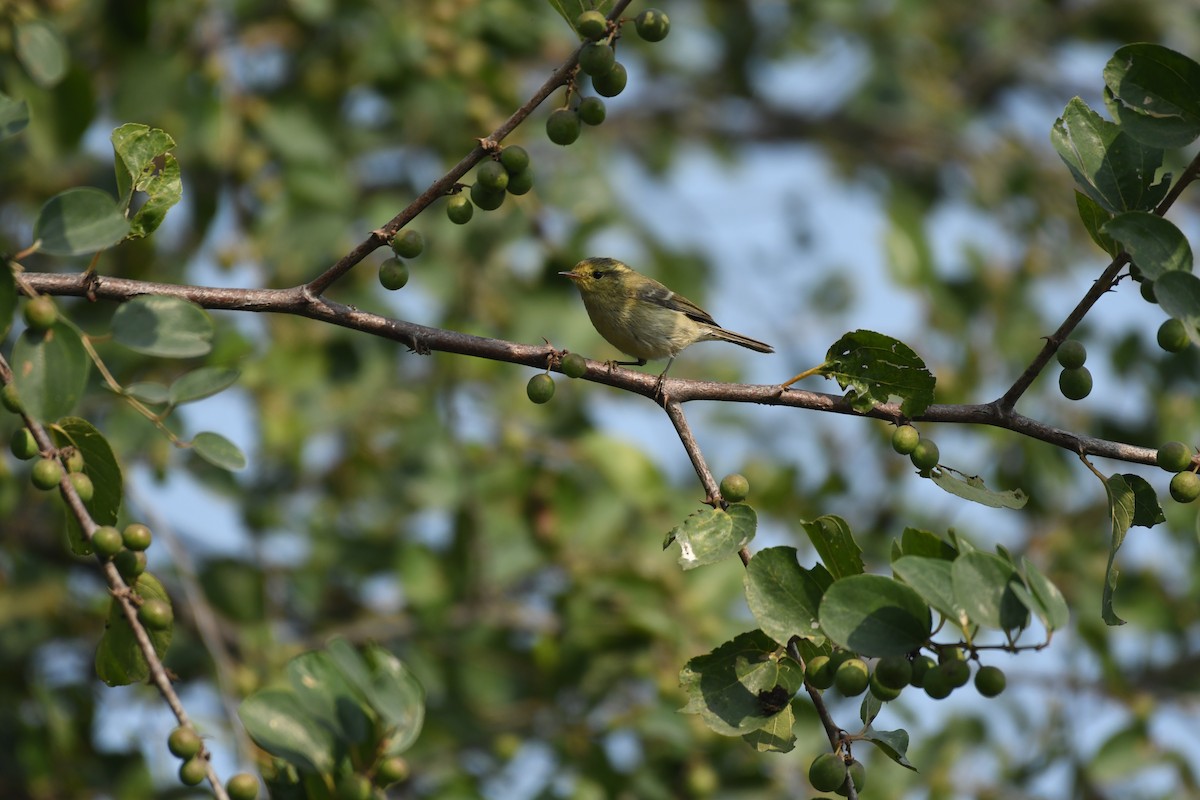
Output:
[2, 0, 1200, 797]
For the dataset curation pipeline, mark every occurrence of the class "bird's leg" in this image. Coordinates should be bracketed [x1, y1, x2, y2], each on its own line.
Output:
[654, 357, 675, 402]
[605, 357, 647, 372]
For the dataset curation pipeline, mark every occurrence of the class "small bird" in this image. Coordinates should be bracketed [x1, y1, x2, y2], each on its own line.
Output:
[559, 257, 774, 378]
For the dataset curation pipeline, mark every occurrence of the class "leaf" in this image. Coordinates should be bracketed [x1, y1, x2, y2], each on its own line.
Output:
[1119, 473, 1165, 528]
[818, 574, 932, 657]
[14, 19, 68, 88]
[741, 703, 796, 753]
[897, 527, 958, 561]
[679, 630, 803, 737]
[820, 330, 935, 417]
[0, 265, 16, 340]
[33, 188, 131, 256]
[861, 726, 918, 772]
[1103, 44, 1200, 149]
[287, 651, 371, 749]
[800, 515, 864, 579]
[668, 504, 756, 570]
[192, 431, 247, 471]
[892, 556, 967, 629]
[1050, 97, 1169, 214]
[239, 689, 337, 774]
[111, 295, 213, 357]
[1102, 474, 1134, 626]
[1101, 212, 1192, 279]
[360, 644, 426, 756]
[951, 552, 1028, 632]
[111, 123, 182, 238]
[168, 367, 240, 406]
[95, 573, 172, 686]
[1075, 192, 1120, 257]
[1152, 271, 1200, 348]
[1020, 558, 1070, 632]
[124, 382, 170, 405]
[860, 692, 883, 726]
[0, 91, 30, 140]
[53, 418, 123, 555]
[930, 468, 1028, 509]
[744, 546, 827, 646]
[11, 323, 90, 422]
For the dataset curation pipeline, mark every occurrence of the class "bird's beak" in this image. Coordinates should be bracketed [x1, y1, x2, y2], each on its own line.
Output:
[559, 271, 579, 281]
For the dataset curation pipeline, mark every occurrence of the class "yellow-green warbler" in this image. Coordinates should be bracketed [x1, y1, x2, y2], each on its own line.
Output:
[560, 257, 774, 377]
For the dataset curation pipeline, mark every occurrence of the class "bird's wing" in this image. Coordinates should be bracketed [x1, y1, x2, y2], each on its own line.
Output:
[636, 282, 719, 327]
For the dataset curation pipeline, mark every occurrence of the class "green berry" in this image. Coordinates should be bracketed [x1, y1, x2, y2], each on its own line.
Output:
[578, 96, 606, 126]
[974, 665, 1006, 697]
[123, 523, 153, 551]
[804, 655, 834, 690]
[115, 549, 148, 581]
[941, 659, 971, 688]
[168, 726, 202, 758]
[23, 295, 58, 332]
[390, 229, 424, 259]
[10, 428, 38, 460]
[476, 160, 509, 192]
[835, 760, 866, 797]
[1056, 340, 1087, 369]
[578, 42, 615, 76]
[335, 774, 374, 800]
[909, 654, 936, 687]
[834, 658, 869, 696]
[1141, 279, 1157, 303]
[526, 373, 555, 404]
[376, 757, 409, 786]
[575, 10, 607, 40]
[719, 473, 750, 503]
[808, 753, 848, 793]
[92, 525, 124, 558]
[69, 471, 94, 503]
[1157, 318, 1189, 352]
[869, 669, 902, 701]
[470, 181, 506, 210]
[1, 383, 21, 413]
[139, 597, 173, 630]
[446, 194, 474, 224]
[1169, 471, 1200, 503]
[591, 61, 627, 97]
[546, 108, 582, 145]
[939, 646, 966, 663]
[378, 258, 410, 291]
[634, 8, 670, 42]
[909, 439, 940, 471]
[561, 352, 588, 379]
[31, 457, 63, 490]
[1059, 366, 1093, 400]
[179, 756, 206, 786]
[505, 168, 534, 196]
[891, 424, 920, 455]
[64, 448, 84, 473]
[499, 145, 530, 174]
[227, 773, 260, 800]
[922, 665, 953, 699]
[1157, 441, 1193, 473]
[874, 655, 913, 690]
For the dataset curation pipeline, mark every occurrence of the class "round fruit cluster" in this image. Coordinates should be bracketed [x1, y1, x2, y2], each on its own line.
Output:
[1157, 439, 1200, 503]
[1130, 265, 1196, 354]
[890, 423, 940, 475]
[805, 647, 1006, 703]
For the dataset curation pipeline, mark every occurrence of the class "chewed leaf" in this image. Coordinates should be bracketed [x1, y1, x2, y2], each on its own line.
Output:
[930, 467, 1028, 509]
[821, 330, 935, 417]
[667, 504, 755, 570]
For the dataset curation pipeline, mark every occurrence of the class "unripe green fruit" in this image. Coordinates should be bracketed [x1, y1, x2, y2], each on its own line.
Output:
[805, 655, 835, 690]
[974, 665, 1006, 697]
[139, 598, 173, 630]
[69, 472, 94, 503]
[546, 109, 582, 145]
[1169, 470, 1200, 503]
[561, 352, 588, 379]
[65, 449, 84, 473]
[719, 473, 750, 503]
[179, 757, 206, 786]
[808, 753, 848, 793]
[1, 384, 21, 413]
[23, 296, 58, 332]
[834, 658, 869, 696]
[505, 168, 534, 196]
[1059, 366, 1093, 400]
[168, 726, 203, 758]
[476, 160, 509, 192]
[922, 665, 953, 699]
[634, 8, 670, 41]
[527, 373, 555, 404]
[470, 181, 506, 210]
[226, 773, 260, 800]
[910, 439, 940, 471]
[390, 229, 424, 259]
[499, 145, 530, 174]
[123, 523, 153, 551]
[1157, 441, 1193, 473]
[1056, 339, 1087, 369]
[378, 258, 410, 291]
[578, 42, 615, 76]
[115, 549, 148, 581]
[834, 760, 866, 797]
[447, 194, 473, 224]
[11, 428, 38, 460]
[31, 457, 63, 490]
[335, 774, 375, 800]
[941, 659, 971, 688]
[891, 424, 920, 455]
[575, 10, 607, 40]
[1141, 279, 1157, 303]
[376, 756, 409, 785]
[869, 670, 903, 701]
[92, 525, 124, 558]
[1157, 318, 1189, 352]
[909, 654, 936, 687]
[591, 61, 628, 97]
[874, 655, 913, 690]
[939, 646, 965, 663]
[578, 96, 606, 126]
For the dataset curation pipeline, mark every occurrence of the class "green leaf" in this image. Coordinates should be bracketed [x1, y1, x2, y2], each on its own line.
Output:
[326, 639, 425, 755]
[679, 630, 803, 737]
[1102, 212, 1192, 279]
[668, 504, 756, 570]
[33, 188, 131, 256]
[14, 19, 68, 88]
[892, 556, 967, 629]
[111, 295, 213, 357]
[897, 527, 958, 561]
[11, 323, 90, 422]
[1075, 192, 1120, 257]
[1104, 44, 1200, 149]
[1120, 473, 1165, 528]
[744, 546, 827, 646]
[95, 573, 172, 686]
[820, 330, 935, 417]
[168, 367, 240, 406]
[1020, 558, 1069, 631]
[1103, 474, 1135, 626]
[951, 552, 1028, 631]
[111, 123, 182, 238]
[1051, 97, 1169, 213]
[0, 91, 30, 140]
[287, 651, 371, 749]
[0, 266, 16, 340]
[124, 382, 170, 405]
[53, 418, 123, 555]
[741, 703, 796, 753]
[800, 515, 864, 579]
[1155, 272, 1200, 348]
[192, 431, 247, 471]
[860, 692, 883, 726]
[861, 726, 918, 772]
[929, 468, 1028, 509]
[818, 574, 932, 657]
[239, 689, 337, 774]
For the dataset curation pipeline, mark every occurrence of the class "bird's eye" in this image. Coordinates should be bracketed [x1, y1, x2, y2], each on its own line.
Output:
[591, 270, 604, 280]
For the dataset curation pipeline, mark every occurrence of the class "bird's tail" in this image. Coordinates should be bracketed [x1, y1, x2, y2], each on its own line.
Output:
[710, 326, 774, 354]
